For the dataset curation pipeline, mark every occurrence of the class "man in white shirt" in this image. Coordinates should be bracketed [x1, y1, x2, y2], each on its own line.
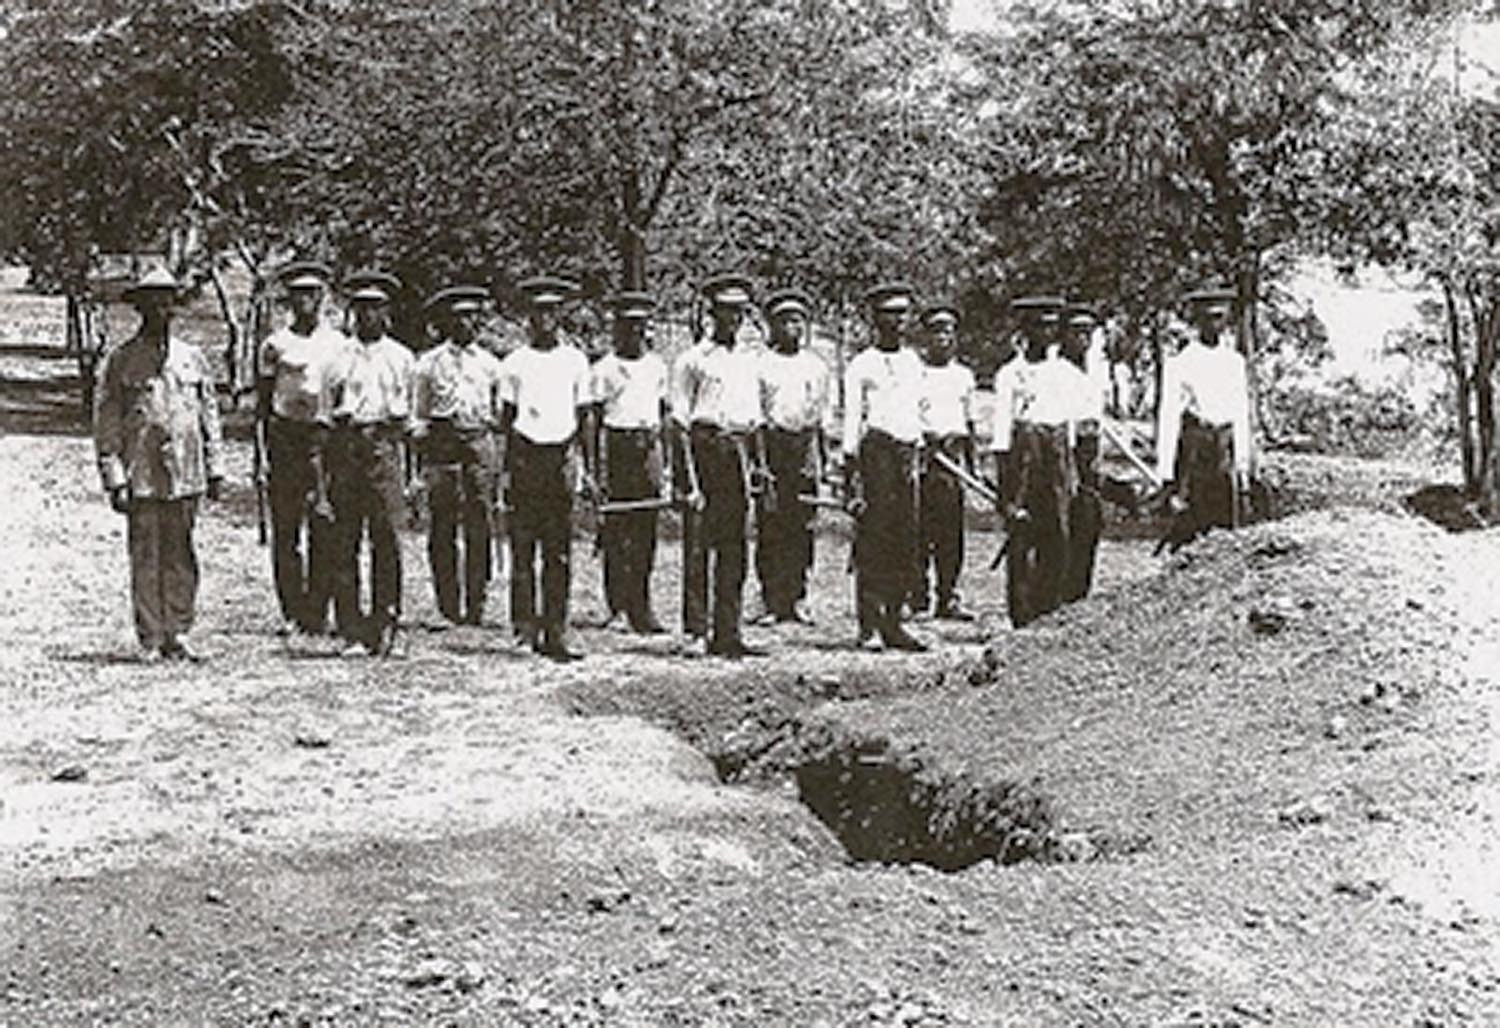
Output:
[325, 269, 415, 656]
[499, 275, 596, 661]
[257, 260, 347, 637]
[1155, 284, 1252, 551]
[592, 290, 670, 634]
[1060, 304, 1104, 604]
[753, 287, 829, 626]
[913, 303, 977, 621]
[841, 282, 928, 652]
[411, 284, 504, 627]
[670, 273, 767, 658]
[990, 295, 1077, 628]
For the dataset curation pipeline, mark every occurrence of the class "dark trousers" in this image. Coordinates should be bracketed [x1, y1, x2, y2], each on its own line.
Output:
[509, 435, 572, 645]
[755, 427, 817, 618]
[1063, 427, 1102, 604]
[424, 425, 496, 624]
[854, 431, 918, 637]
[127, 497, 198, 648]
[1166, 414, 1236, 551]
[914, 435, 967, 612]
[267, 417, 335, 632]
[1004, 422, 1075, 628]
[681, 425, 750, 647]
[330, 424, 406, 646]
[601, 428, 660, 628]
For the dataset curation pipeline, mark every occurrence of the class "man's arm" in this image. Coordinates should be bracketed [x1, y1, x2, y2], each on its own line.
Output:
[92, 349, 131, 513]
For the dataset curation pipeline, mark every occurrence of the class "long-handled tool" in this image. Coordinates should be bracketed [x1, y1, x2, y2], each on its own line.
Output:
[931, 450, 999, 506]
[1100, 419, 1163, 492]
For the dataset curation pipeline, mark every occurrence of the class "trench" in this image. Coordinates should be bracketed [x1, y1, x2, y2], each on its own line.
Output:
[703, 703, 1101, 870]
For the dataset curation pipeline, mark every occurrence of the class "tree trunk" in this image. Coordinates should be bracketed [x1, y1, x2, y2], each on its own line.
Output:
[1442, 281, 1475, 491]
[1236, 260, 1262, 468]
[1469, 290, 1498, 514]
[1150, 313, 1164, 428]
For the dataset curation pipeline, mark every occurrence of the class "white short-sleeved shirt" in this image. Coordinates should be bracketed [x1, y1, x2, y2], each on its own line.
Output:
[758, 349, 830, 433]
[328, 336, 415, 425]
[917, 360, 976, 437]
[593, 351, 668, 430]
[259, 325, 352, 422]
[841, 345, 925, 455]
[412, 340, 506, 431]
[990, 356, 1078, 452]
[671, 340, 763, 431]
[1155, 342, 1251, 478]
[500, 343, 592, 444]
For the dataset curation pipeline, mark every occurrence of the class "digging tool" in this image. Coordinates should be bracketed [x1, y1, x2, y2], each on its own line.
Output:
[797, 492, 847, 510]
[598, 496, 675, 515]
[1100, 418, 1163, 493]
[931, 450, 999, 507]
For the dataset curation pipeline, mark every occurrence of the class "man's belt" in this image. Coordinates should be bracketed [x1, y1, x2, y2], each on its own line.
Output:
[604, 425, 658, 438]
[863, 427, 919, 451]
[427, 417, 491, 440]
[689, 421, 753, 441]
[337, 418, 405, 439]
[1182, 412, 1233, 432]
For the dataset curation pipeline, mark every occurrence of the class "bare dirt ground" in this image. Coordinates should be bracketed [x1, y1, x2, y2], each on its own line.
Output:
[2, 294, 1498, 1026]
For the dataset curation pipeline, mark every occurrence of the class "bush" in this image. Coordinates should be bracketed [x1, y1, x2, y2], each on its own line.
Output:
[1265, 375, 1423, 459]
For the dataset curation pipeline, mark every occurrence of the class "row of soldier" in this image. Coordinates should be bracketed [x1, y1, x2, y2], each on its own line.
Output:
[92, 263, 1250, 662]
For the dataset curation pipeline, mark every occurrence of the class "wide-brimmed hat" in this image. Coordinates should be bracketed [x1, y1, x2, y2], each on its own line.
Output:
[764, 287, 814, 319]
[863, 281, 915, 313]
[122, 267, 180, 305]
[608, 290, 657, 321]
[279, 260, 333, 291]
[424, 284, 490, 316]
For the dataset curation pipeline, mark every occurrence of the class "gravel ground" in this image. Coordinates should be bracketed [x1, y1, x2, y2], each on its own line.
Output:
[1, 319, 1496, 1024]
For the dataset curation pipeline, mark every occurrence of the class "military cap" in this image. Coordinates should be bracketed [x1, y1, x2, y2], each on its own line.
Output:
[517, 275, 579, 308]
[345, 269, 402, 304]
[279, 260, 333, 291]
[425, 284, 490, 315]
[1066, 304, 1098, 328]
[122, 266, 180, 305]
[701, 273, 754, 307]
[864, 281, 915, 312]
[1012, 294, 1065, 324]
[922, 302, 961, 328]
[608, 291, 656, 320]
[764, 287, 814, 319]
[1183, 283, 1236, 306]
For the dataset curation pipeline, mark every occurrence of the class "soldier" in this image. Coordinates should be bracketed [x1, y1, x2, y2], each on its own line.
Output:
[991, 295, 1077, 628]
[591, 290, 670, 634]
[411, 284, 503, 627]
[753, 287, 830, 626]
[913, 303, 978, 621]
[1060, 304, 1105, 603]
[841, 282, 927, 652]
[1155, 284, 1252, 550]
[671, 273, 768, 658]
[499, 275, 596, 662]
[93, 267, 224, 662]
[325, 269, 415, 657]
[257, 260, 345, 637]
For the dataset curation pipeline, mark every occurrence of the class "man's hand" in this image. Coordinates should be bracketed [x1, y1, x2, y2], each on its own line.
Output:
[109, 486, 131, 514]
[206, 477, 224, 502]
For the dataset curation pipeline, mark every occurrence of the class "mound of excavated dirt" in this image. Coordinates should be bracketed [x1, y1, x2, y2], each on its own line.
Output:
[816, 507, 1481, 853]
